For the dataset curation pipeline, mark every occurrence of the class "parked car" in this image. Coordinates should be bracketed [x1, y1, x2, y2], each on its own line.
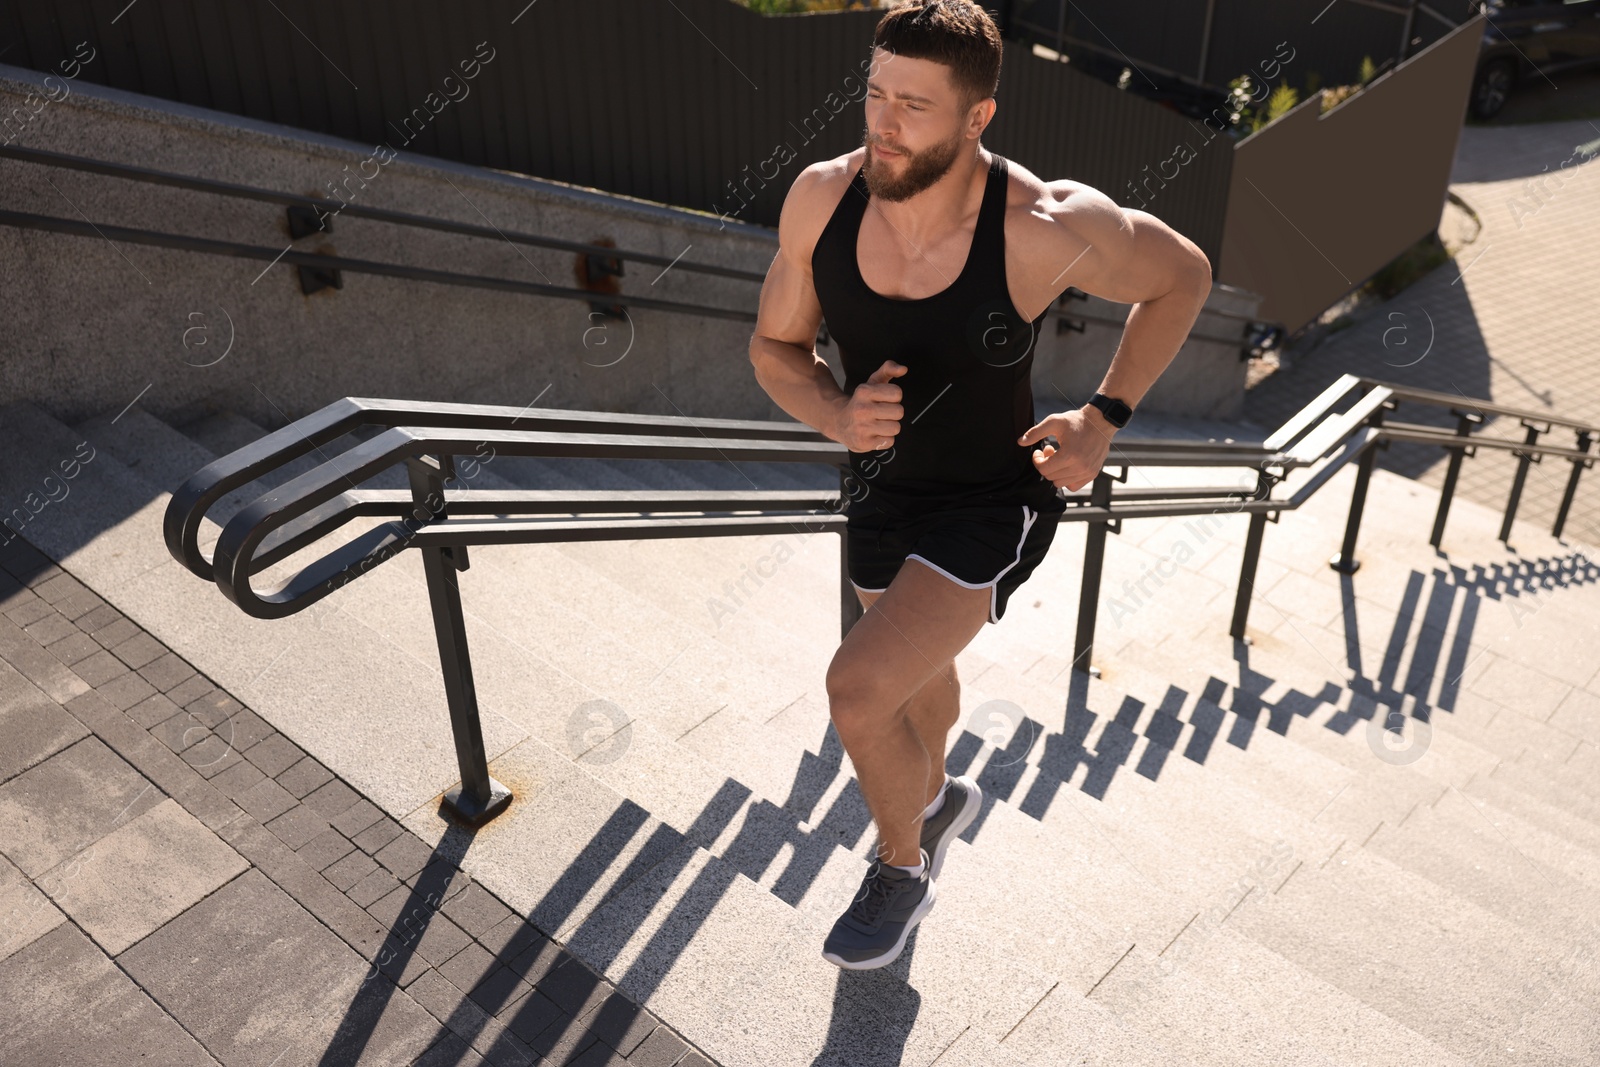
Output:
[1471, 0, 1600, 118]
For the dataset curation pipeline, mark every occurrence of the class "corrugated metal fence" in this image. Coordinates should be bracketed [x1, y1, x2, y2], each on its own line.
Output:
[0, 0, 1232, 263]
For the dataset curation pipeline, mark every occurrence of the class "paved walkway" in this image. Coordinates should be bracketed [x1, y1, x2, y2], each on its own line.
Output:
[0, 535, 716, 1067]
[1243, 115, 1600, 548]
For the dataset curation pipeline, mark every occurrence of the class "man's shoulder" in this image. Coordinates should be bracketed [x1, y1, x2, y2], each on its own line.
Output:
[777, 148, 865, 257]
[1000, 157, 1126, 253]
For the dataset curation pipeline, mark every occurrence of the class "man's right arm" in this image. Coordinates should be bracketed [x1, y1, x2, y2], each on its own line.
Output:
[749, 162, 906, 453]
[748, 165, 853, 442]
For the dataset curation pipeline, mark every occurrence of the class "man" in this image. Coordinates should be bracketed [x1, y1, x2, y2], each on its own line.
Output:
[748, 0, 1212, 971]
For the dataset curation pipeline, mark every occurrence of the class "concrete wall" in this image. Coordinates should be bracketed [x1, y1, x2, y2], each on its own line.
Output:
[0, 63, 1254, 431]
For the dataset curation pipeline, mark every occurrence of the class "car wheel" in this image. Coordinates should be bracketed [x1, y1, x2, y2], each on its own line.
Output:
[1470, 59, 1515, 119]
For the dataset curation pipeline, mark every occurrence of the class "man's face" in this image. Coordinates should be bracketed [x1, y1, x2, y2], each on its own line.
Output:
[861, 47, 973, 202]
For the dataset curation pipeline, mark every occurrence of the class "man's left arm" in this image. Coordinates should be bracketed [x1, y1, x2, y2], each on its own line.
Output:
[1017, 186, 1213, 492]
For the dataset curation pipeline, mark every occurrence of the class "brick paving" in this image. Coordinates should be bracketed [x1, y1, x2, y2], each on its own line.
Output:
[1243, 116, 1600, 549]
[0, 534, 717, 1067]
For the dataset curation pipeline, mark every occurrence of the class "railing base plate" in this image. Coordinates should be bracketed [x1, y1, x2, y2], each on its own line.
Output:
[443, 777, 513, 827]
[1328, 552, 1361, 574]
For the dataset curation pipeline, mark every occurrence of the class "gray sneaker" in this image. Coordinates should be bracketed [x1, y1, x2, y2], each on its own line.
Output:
[821, 846, 937, 970]
[919, 774, 982, 882]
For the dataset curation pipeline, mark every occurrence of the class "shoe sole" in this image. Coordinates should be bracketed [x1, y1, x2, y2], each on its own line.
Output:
[926, 775, 982, 883]
[820, 875, 938, 971]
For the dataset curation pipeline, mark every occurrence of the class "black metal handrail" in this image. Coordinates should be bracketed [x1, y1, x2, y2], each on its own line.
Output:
[0, 142, 1276, 344]
[162, 379, 1595, 827]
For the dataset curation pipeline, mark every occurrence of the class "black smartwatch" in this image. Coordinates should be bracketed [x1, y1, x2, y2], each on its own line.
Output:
[1087, 392, 1133, 429]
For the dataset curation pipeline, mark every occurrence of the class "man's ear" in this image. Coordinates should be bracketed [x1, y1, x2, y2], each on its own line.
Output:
[967, 96, 996, 137]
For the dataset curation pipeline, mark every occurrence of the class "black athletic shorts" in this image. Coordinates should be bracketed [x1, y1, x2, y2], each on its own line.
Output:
[845, 480, 1068, 624]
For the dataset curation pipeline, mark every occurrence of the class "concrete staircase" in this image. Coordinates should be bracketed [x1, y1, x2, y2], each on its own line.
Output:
[1, 397, 1597, 1067]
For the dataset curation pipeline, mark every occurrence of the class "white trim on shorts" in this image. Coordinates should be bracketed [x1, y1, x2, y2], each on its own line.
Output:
[904, 504, 1038, 624]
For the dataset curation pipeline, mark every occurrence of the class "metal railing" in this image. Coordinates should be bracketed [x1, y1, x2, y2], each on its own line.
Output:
[163, 374, 1596, 826]
[0, 143, 1278, 349]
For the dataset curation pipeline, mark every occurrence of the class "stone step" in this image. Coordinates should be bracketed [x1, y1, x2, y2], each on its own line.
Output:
[1105, 634, 1600, 845]
[1429, 782, 1600, 885]
[1516, 743, 1600, 803]
[1364, 801, 1600, 946]
[1229, 843, 1599, 1066]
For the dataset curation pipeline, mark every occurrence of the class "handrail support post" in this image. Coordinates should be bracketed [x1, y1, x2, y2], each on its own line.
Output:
[1331, 396, 1387, 574]
[1499, 421, 1546, 543]
[1429, 410, 1482, 548]
[1230, 469, 1275, 639]
[1552, 430, 1592, 541]
[408, 455, 511, 826]
[1073, 471, 1117, 676]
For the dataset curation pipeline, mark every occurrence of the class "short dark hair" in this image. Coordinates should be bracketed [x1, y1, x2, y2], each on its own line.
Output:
[873, 1, 1003, 109]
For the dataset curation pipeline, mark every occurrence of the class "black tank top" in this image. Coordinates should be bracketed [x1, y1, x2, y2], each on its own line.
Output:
[812, 151, 1059, 515]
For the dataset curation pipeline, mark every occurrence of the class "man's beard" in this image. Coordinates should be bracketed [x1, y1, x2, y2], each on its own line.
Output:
[861, 125, 963, 202]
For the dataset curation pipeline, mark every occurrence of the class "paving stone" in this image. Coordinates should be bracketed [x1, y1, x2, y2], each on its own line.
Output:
[331, 796, 385, 837]
[0, 854, 65, 964]
[217, 817, 388, 961]
[31, 572, 85, 605]
[138, 652, 195, 693]
[60, 691, 240, 833]
[108, 632, 163, 671]
[304, 777, 361, 819]
[470, 964, 535, 1017]
[408, 858, 473, 908]
[520, 1004, 597, 1064]
[414, 1032, 489, 1067]
[22, 610, 75, 647]
[534, 956, 614, 1023]
[209, 757, 267, 802]
[162, 673, 213, 710]
[375, 832, 435, 880]
[406, 969, 539, 1066]
[575, 991, 659, 1058]
[568, 1039, 630, 1067]
[126, 692, 180, 729]
[51, 588, 104, 623]
[277, 755, 335, 798]
[438, 940, 499, 994]
[0, 736, 162, 876]
[148, 709, 212, 754]
[3, 597, 53, 627]
[266, 804, 330, 850]
[75, 603, 122, 635]
[297, 827, 356, 872]
[0, 616, 90, 704]
[507, 937, 577, 987]
[349, 865, 403, 908]
[443, 882, 515, 938]
[97, 670, 157, 712]
[69, 649, 128, 687]
[216, 707, 274, 752]
[36, 797, 247, 955]
[180, 733, 243, 779]
[675, 1052, 713, 1067]
[89, 616, 139, 650]
[368, 883, 474, 966]
[324, 848, 380, 892]
[479, 914, 551, 966]
[0, 672, 88, 784]
[353, 816, 405, 855]
[236, 776, 298, 824]
[184, 689, 244, 729]
[47, 631, 102, 667]
[0, 925, 215, 1066]
[500, 986, 566, 1045]
[121, 869, 438, 1066]
[243, 732, 305, 777]
[625, 1025, 689, 1067]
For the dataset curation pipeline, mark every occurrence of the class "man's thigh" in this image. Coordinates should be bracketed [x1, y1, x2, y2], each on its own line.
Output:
[830, 558, 990, 712]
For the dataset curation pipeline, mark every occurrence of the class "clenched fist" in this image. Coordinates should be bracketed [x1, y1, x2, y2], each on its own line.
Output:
[834, 360, 907, 453]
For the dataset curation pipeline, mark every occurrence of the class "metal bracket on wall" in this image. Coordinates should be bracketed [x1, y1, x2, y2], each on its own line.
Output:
[298, 260, 343, 295]
[584, 247, 626, 320]
[287, 204, 331, 240]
